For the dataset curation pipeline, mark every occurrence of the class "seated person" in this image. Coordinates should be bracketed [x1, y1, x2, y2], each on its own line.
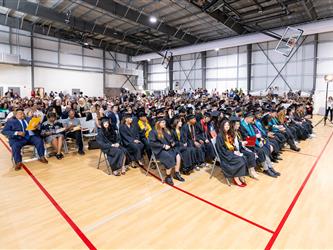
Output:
[230, 116, 259, 179]
[40, 112, 65, 160]
[149, 117, 185, 185]
[180, 114, 205, 170]
[137, 112, 152, 159]
[197, 112, 216, 163]
[215, 120, 248, 187]
[2, 108, 48, 170]
[96, 118, 127, 176]
[171, 117, 196, 175]
[62, 109, 85, 155]
[119, 113, 144, 167]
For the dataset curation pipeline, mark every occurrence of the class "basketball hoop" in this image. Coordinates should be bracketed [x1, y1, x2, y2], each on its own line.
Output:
[275, 27, 303, 57]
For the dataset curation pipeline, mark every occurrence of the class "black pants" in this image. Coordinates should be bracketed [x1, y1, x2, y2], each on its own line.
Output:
[325, 108, 333, 122]
[66, 130, 84, 151]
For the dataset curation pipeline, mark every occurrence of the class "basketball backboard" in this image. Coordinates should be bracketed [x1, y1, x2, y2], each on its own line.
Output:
[275, 27, 303, 57]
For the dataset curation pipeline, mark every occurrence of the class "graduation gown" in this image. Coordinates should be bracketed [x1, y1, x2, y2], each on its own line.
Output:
[240, 120, 267, 164]
[171, 129, 196, 172]
[195, 121, 216, 162]
[96, 129, 127, 171]
[180, 124, 205, 164]
[148, 129, 179, 169]
[119, 124, 144, 161]
[215, 134, 247, 178]
[235, 132, 256, 169]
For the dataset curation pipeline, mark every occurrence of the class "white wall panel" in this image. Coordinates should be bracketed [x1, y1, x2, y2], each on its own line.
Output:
[0, 64, 31, 97]
[59, 53, 82, 66]
[60, 43, 82, 54]
[0, 44, 10, 54]
[34, 37, 58, 50]
[34, 49, 58, 63]
[83, 57, 103, 69]
[35, 67, 103, 96]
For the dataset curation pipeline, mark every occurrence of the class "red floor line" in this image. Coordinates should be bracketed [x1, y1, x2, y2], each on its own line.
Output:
[141, 166, 275, 234]
[0, 137, 97, 250]
[265, 130, 333, 250]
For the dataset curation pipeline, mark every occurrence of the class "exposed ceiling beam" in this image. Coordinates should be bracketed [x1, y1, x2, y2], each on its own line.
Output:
[80, 0, 202, 44]
[189, 0, 247, 35]
[301, 0, 318, 20]
[0, 13, 137, 56]
[1, 0, 163, 53]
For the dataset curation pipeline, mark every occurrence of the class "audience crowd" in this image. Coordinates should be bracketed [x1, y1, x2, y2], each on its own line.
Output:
[0, 87, 315, 186]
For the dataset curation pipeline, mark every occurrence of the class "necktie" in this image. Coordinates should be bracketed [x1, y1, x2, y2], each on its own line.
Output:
[21, 120, 30, 140]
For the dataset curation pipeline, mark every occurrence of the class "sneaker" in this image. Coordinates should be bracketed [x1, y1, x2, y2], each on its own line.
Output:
[78, 150, 85, 155]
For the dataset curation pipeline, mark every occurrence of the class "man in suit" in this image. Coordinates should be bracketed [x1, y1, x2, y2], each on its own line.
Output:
[107, 104, 121, 130]
[2, 109, 48, 171]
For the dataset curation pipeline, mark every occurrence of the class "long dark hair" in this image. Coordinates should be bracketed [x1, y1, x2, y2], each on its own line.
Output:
[101, 119, 117, 143]
[219, 119, 231, 142]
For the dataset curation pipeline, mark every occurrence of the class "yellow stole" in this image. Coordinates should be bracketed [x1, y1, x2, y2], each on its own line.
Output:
[138, 120, 152, 139]
[225, 135, 235, 151]
[176, 129, 181, 141]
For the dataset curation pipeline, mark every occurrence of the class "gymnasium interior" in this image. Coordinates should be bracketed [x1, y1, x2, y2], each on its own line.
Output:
[1, 0, 333, 249]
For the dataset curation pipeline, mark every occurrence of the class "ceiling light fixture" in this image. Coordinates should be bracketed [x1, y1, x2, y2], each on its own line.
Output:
[215, 48, 219, 51]
[149, 16, 157, 23]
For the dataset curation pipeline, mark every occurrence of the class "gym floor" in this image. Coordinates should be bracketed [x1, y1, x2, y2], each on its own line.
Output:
[1, 116, 333, 249]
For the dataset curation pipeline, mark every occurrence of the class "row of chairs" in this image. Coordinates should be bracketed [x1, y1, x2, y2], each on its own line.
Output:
[96, 136, 231, 185]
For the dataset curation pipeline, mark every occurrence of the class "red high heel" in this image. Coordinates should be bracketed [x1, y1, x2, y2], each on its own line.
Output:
[233, 178, 246, 187]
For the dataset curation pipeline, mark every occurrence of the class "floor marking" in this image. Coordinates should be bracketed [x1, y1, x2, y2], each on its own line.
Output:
[83, 169, 207, 233]
[141, 166, 275, 234]
[265, 130, 333, 250]
[0, 137, 97, 250]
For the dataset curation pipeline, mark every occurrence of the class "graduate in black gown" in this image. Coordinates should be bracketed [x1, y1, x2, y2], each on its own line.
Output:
[180, 114, 206, 170]
[148, 117, 185, 185]
[230, 116, 260, 180]
[119, 113, 144, 167]
[171, 117, 196, 175]
[196, 112, 216, 163]
[96, 118, 127, 176]
[215, 120, 248, 187]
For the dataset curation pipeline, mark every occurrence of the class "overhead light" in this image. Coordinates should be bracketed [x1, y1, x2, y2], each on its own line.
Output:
[83, 42, 89, 46]
[215, 48, 219, 51]
[149, 16, 157, 23]
[147, 58, 151, 62]
[324, 74, 333, 82]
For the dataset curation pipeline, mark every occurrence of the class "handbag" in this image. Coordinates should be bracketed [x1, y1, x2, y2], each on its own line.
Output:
[88, 139, 100, 150]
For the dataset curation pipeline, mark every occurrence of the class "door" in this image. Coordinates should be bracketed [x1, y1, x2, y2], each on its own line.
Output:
[72, 88, 80, 95]
[8, 87, 20, 96]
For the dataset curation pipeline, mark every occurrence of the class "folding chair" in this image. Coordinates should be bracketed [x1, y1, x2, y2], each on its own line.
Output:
[81, 119, 98, 139]
[210, 137, 231, 186]
[97, 150, 111, 175]
[11, 144, 38, 167]
[145, 153, 164, 183]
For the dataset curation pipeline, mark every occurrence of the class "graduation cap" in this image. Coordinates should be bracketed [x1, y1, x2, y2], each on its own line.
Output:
[235, 107, 242, 113]
[122, 113, 132, 119]
[211, 111, 220, 117]
[186, 114, 196, 121]
[156, 107, 165, 116]
[156, 116, 167, 122]
[230, 116, 241, 122]
[204, 112, 211, 117]
[138, 112, 147, 118]
[244, 112, 254, 118]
